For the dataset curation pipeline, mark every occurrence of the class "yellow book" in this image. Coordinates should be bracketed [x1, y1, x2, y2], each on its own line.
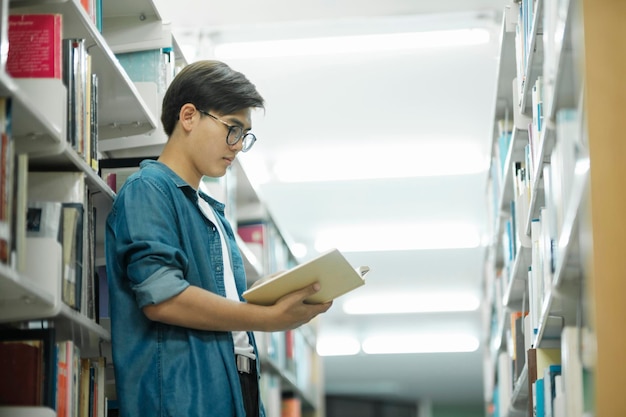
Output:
[242, 248, 369, 306]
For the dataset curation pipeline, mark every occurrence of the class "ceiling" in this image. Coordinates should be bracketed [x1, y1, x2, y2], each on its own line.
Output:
[153, 0, 504, 408]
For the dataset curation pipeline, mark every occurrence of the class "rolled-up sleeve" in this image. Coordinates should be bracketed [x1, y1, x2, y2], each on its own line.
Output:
[132, 266, 190, 307]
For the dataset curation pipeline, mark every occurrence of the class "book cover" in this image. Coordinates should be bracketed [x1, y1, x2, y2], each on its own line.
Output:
[0, 328, 56, 407]
[281, 395, 301, 417]
[0, 340, 43, 406]
[10, 153, 28, 272]
[79, 358, 91, 417]
[535, 377, 545, 417]
[27, 201, 63, 242]
[61, 203, 84, 310]
[7, 14, 63, 79]
[243, 248, 369, 306]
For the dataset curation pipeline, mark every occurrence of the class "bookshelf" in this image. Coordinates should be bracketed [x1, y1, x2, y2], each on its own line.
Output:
[230, 159, 325, 417]
[483, 0, 625, 416]
[0, 0, 153, 415]
[200, 159, 325, 417]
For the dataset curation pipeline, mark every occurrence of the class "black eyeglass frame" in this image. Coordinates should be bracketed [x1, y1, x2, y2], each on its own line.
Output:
[198, 109, 257, 152]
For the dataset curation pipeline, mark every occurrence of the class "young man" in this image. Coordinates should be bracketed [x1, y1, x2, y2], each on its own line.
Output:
[105, 60, 332, 417]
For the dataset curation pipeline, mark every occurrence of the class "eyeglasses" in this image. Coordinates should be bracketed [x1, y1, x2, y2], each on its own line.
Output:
[198, 109, 257, 152]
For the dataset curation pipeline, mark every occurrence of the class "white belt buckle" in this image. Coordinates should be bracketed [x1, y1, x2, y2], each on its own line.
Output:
[237, 355, 251, 373]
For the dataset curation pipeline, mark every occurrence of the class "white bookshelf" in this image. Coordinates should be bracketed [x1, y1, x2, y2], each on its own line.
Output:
[483, 0, 591, 415]
[0, 0, 125, 413]
[0, 0, 151, 360]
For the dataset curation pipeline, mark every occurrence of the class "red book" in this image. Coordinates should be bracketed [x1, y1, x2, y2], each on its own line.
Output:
[7, 14, 63, 79]
[0, 341, 43, 406]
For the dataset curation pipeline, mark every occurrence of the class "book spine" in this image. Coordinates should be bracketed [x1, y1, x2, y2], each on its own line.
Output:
[0, 97, 12, 265]
[62, 38, 87, 154]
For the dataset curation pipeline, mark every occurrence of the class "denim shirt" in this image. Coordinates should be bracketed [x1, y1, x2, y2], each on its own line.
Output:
[105, 160, 265, 417]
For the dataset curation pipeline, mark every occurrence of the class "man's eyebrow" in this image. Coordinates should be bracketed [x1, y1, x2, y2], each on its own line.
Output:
[225, 117, 245, 127]
[226, 117, 251, 131]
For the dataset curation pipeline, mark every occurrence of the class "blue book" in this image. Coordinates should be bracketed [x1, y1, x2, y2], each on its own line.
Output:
[535, 378, 545, 417]
[544, 364, 562, 417]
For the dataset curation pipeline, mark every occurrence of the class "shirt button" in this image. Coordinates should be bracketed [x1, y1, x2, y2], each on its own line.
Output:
[216, 266, 222, 272]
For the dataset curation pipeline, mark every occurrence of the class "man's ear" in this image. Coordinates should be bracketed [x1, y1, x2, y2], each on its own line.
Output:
[178, 103, 197, 132]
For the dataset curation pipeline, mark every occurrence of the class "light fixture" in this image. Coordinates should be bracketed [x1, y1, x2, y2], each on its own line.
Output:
[314, 222, 482, 252]
[343, 293, 481, 315]
[214, 28, 490, 59]
[316, 335, 361, 356]
[270, 143, 488, 183]
[362, 333, 480, 354]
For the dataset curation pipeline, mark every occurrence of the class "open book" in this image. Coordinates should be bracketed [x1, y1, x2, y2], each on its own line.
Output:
[242, 248, 369, 306]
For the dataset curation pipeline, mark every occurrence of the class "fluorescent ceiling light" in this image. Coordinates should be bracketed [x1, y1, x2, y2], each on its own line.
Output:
[270, 143, 488, 183]
[343, 293, 480, 315]
[214, 28, 490, 59]
[362, 333, 479, 354]
[314, 222, 482, 252]
[317, 335, 361, 356]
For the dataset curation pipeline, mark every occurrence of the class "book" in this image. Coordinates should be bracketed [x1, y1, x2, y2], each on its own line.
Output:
[11, 153, 28, 272]
[242, 248, 369, 306]
[561, 326, 584, 417]
[27, 201, 63, 242]
[62, 38, 89, 156]
[90, 356, 106, 417]
[6, 14, 63, 79]
[0, 0, 8, 71]
[534, 377, 545, 417]
[0, 328, 56, 407]
[79, 358, 91, 417]
[56, 340, 81, 417]
[281, 395, 301, 417]
[61, 203, 84, 310]
[0, 97, 12, 265]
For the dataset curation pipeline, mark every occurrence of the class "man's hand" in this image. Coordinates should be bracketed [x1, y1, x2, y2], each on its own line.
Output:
[267, 282, 333, 330]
